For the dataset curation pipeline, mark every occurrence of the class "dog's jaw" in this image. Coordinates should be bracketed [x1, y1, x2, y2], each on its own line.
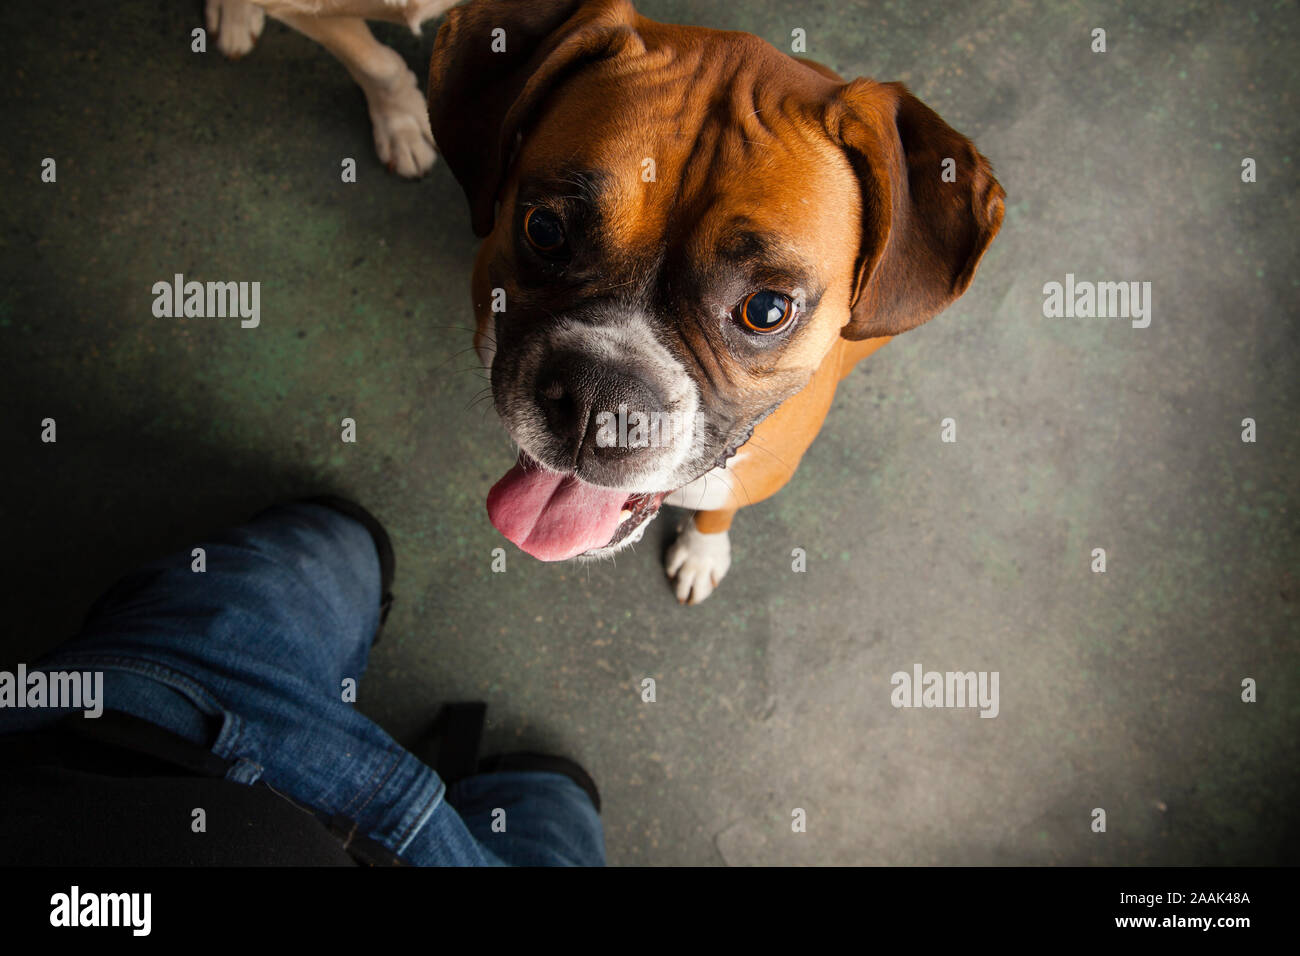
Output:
[575, 508, 658, 561]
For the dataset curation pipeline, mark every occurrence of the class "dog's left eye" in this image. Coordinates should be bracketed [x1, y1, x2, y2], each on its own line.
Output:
[523, 207, 566, 254]
[736, 290, 795, 334]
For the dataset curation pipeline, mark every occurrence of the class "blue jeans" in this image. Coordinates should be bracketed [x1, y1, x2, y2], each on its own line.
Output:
[0, 502, 605, 866]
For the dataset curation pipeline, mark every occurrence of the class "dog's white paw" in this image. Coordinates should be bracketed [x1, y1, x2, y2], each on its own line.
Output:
[665, 522, 731, 605]
[364, 66, 438, 178]
[205, 0, 265, 60]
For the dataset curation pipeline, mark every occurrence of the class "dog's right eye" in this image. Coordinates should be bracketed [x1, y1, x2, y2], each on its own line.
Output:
[523, 207, 567, 255]
[736, 290, 795, 334]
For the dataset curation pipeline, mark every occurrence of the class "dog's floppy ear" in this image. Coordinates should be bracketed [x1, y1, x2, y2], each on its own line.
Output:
[428, 0, 637, 237]
[830, 80, 1005, 340]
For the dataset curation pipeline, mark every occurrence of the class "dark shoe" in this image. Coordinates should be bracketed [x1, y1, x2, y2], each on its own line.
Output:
[420, 704, 602, 813]
[476, 752, 601, 814]
[422, 701, 488, 783]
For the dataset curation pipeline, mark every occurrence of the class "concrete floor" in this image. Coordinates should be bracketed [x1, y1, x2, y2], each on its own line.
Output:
[1, 0, 1296, 865]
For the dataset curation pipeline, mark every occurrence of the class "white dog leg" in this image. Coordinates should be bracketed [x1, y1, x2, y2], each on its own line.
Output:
[270, 13, 437, 177]
[665, 518, 732, 605]
[206, 0, 267, 58]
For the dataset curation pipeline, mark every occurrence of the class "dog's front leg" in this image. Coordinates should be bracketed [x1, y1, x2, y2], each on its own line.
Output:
[666, 509, 736, 606]
[206, 0, 267, 58]
[270, 12, 437, 177]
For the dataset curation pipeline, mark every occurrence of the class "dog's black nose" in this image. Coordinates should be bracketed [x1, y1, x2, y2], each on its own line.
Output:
[535, 352, 665, 469]
[535, 362, 584, 440]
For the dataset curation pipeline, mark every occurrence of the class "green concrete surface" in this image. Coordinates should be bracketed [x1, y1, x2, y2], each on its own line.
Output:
[1, 0, 1297, 864]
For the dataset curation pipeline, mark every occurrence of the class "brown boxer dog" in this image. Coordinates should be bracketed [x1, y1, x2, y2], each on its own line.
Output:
[428, 0, 1004, 603]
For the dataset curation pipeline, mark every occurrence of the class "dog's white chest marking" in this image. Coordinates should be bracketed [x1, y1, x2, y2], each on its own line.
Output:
[664, 457, 745, 512]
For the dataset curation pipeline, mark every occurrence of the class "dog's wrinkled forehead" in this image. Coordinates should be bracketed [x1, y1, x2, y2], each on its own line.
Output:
[504, 40, 860, 256]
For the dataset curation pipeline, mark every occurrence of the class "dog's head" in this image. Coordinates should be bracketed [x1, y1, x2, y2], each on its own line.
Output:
[428, 0, 1004, 561]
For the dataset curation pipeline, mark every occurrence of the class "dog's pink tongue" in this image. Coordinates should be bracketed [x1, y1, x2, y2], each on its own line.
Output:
[487, 457, 627, 561]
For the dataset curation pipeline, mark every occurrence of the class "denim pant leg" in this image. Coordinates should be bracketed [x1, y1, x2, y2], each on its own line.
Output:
[446, 771, 607, 866]
[1, 503, 504, 865]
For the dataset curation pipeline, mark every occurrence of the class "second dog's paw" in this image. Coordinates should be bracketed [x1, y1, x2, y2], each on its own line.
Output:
[365, 67, 438, 178]
[205, 0, 265, 59]
[665, 523, 731, 605]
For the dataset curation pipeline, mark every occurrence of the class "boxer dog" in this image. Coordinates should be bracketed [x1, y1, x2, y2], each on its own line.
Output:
[428, 0, 1005, 603]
